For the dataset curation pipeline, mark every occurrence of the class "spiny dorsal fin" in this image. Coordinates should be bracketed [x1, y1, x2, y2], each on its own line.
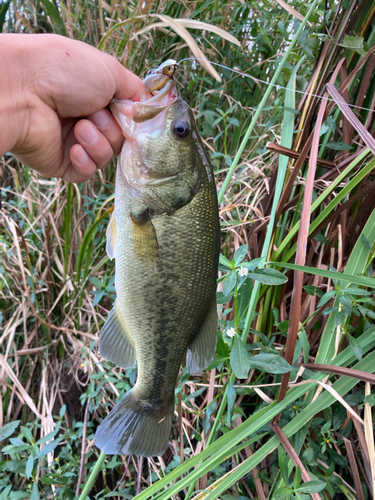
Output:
[106, 210, 117, 260]
[99, 302, 136, 368]
[186, 298, 218, 375]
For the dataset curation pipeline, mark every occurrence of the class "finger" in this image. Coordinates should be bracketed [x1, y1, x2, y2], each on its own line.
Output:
[74, 119, 114, 169]
[66, 144, 97, 183]
[89, 109, 124, 156]
[113, 61, 146, 101]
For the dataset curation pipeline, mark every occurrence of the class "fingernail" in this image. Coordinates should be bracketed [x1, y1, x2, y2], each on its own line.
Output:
[91, 109, 111, 129]
[79, 122, 98, 145]
[75, 147, 89, 164]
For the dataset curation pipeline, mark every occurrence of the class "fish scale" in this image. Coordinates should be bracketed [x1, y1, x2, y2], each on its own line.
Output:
[94, 72, 220, 457]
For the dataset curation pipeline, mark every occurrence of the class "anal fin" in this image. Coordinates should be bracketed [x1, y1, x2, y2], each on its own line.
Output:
[99, 302, 136, 368]
[186, 298, 218, 375]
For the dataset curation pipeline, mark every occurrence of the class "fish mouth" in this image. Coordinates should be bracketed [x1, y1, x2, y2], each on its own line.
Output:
[109, 80, 178, 129]
[132, 81, 178, 123]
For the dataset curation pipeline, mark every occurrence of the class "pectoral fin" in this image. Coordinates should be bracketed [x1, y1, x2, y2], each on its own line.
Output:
[106, 210, 117, 260]
[186, 299, 218, 375]
[99, 301, 136, 368]
[130, 202, 158, 260]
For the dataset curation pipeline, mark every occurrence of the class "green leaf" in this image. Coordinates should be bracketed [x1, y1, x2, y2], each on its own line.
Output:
[39, 0, 66, 35]
[30, 482, 40, 500]
[226, 379, 236, 426]
[21, 426, 34, 444]
[9, 492, 29, 499]
[0, 1, 10, 34]
[238, 279, 252, 320]
[240, 258, 261, 270]
[204, 401, 217, 434]
[222, 271, 237, 296]
[59, 404, 67, 418]
[297, 479, 326, 493]
[36, 439, 60, 458]
[340, 35, 367, 55]
[321, 420, 331, 434]
[39, 475, 56, 485]
[249, 353, 293, 374]
[26, 455, 34, 479]
[313, 233, 329, 244]
[268, 262, 375, 289]
[347, 333, 362, 361]
[227, 117, 240, 127]
[364, 394, 375, 406]
[185, 387, 206, 402]
[303, 285, 323, 296]
[298, 328, 309, 364]
[212, 116, 223, 127]
[0, 420, 20, 440]
[233, 244, 248, 265]
[273, 487, 294, 499]
[230, 336, 251, 379]
[342, 287, 371, 296]
[279, 320, 289, 334]
[219, 253, 233, 269]
[335, 310, 347, 326]
[93, 289, 106, 306]
[278, 446, 289, 485]
[36, 421, 61, 445]
[248, 268, 287, 285]
[293, 465, 302, 490]
[317, 290, 336, 308]
[226, 104, 238, 114]
[217, 291, 233, 304]
[339, 295, 352, 316]
[325, 142, 352, 150]
[361, 234, 374, 253]
[88, 276, 104, 288]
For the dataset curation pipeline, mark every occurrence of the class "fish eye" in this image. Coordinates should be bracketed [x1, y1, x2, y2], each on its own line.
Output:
[172, 119, 190, 139]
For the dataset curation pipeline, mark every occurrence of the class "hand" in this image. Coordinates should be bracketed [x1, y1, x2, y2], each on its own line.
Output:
[1, 34, 145, 182]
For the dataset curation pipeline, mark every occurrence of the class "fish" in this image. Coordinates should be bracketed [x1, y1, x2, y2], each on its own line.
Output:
[94, 62, 220, 457]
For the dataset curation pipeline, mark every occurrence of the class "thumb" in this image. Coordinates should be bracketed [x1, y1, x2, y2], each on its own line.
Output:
[111, 58, 146, 102]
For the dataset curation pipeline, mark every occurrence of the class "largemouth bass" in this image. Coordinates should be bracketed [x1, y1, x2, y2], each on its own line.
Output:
[94, 63, 220, 457]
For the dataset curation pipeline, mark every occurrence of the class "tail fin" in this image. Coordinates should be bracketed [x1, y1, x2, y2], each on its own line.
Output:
[94, 390, 173, 457]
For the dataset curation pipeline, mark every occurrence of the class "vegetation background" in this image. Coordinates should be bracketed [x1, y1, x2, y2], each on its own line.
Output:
[1, 0, 375, 499]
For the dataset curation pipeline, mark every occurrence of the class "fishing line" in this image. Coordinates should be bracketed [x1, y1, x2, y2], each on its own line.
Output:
[178, 57, 375, 114]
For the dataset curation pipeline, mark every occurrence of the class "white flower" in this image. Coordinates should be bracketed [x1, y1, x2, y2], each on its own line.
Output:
[226, 327, 236, 338]
[238, 266, 248, 277]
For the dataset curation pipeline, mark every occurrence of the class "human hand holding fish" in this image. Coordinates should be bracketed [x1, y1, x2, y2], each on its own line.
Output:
[0, 33, 145, 182]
